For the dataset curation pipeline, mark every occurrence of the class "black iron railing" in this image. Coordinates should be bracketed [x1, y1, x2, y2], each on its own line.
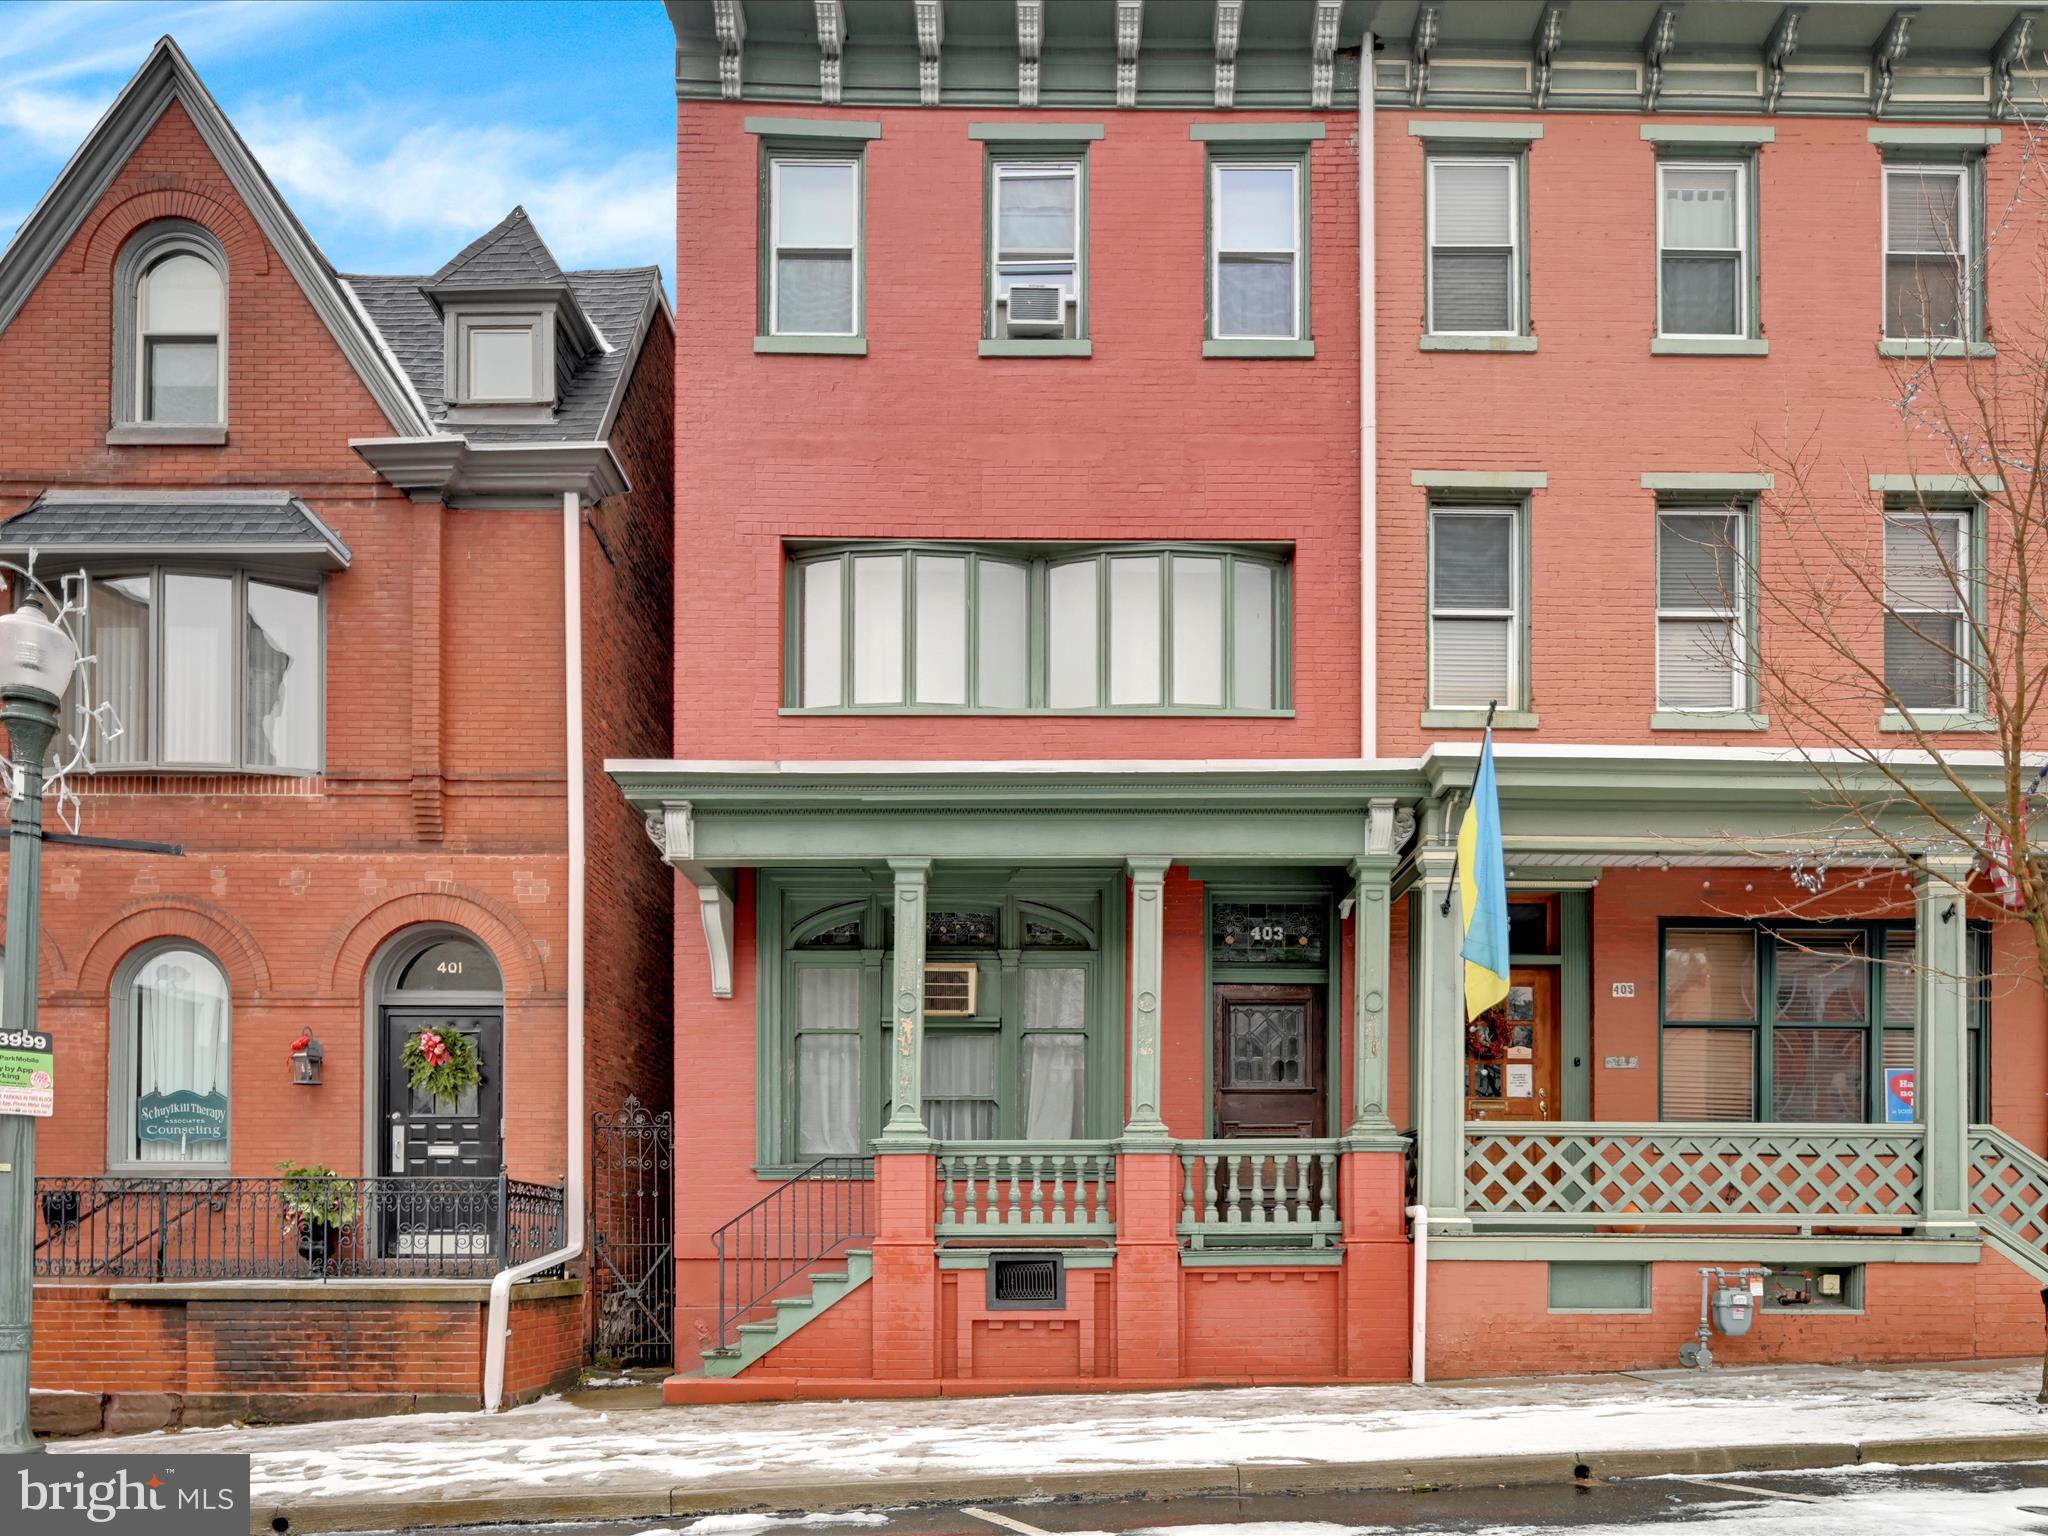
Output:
[710, 1156, 872, 1349]
[34, 1174, 565, 1281]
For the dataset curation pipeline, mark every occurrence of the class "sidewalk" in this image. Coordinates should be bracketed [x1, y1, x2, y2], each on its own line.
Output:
[50, 1359, 2048, 1534]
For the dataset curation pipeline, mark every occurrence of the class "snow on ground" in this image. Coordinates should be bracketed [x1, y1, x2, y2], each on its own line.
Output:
[47, 1361, 2048, 1510]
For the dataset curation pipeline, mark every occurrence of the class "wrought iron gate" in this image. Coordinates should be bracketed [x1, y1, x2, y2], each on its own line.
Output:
[589, 1096, 674, 1367]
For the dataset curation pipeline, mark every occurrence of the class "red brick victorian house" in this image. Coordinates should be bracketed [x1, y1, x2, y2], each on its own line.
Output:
[0, 38, 673, 1426]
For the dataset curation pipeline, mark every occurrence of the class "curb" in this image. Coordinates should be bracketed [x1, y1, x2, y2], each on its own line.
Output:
[255, 1431, 2048, 1534]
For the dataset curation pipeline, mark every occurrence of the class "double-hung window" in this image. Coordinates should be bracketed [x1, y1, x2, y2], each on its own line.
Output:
[1657, 162, 1747, 338]
[1882, 506, 1972, 712]
[1429, 506, 1519, 710]
[791, 543, 1288, 714]
[1884, 164, 1970, 342]
[990, 159, 1083, 341]
[1655, 507, 1747, 711]
[72, 569, 322, 773]
[768, 156, 861, 338]
[1427, 158, 1519, 336]
[1210, 161, 1303, 342]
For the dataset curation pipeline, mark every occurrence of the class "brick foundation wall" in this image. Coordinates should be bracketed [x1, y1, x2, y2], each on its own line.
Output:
[503, 1291, 588, 1402]
[1183, 1268, 1341, 1377]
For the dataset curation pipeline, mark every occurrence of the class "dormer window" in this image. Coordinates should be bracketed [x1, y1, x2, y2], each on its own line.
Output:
[446, 308, 552, 407]
[111, 220, 228, 442]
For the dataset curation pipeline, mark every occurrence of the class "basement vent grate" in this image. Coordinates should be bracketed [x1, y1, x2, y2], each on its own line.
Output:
[987, 1252, 1065, 1310]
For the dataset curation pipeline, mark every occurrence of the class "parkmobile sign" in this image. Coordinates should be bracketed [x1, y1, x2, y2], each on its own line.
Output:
[0, 1024, 54, 1117]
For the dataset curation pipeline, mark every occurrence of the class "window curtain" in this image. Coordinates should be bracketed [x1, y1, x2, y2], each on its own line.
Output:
[1022, 967, 1088, 1140]
[795, 968, 861, 1157]
[923, 1034, 996, 1140]
[133, 948, 230, 1163]
[161, 574, 233, 764]
[91, 577, 151, 766]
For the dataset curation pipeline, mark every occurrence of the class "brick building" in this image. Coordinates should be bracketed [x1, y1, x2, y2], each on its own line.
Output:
[616, 0, 2048, 1401]
[1, 39, 673, 1426]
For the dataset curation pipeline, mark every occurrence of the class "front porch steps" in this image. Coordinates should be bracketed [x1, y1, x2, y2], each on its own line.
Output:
[700, 1249, 872, 1379]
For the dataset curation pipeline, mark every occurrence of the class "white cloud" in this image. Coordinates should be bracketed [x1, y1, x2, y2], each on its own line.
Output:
[236, 98, 672, 274]
[0, 85, 115, 154]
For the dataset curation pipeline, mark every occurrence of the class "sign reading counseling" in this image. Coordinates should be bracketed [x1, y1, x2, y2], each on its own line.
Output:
[0, 1024, 55, 1116]
[137, 1087, 229, 1142]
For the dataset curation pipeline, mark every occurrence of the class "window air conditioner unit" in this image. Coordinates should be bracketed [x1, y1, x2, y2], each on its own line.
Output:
[923, 962, 979, 1017]
[1003, 284, 1066, 337]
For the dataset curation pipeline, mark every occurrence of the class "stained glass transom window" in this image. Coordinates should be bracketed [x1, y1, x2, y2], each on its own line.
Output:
[1211, 902, 1325, 965]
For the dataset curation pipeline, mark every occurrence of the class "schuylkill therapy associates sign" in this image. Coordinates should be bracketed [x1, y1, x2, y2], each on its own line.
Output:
[0, 1024, 54, 1117]
[135, 1088, 228, 1142]
[4, 1455, 250, 1536]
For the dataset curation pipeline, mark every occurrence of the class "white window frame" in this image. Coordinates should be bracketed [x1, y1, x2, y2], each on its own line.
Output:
[769, 156, 862, 339]
[990, 159, 1083, 338]
[114, 221, 229, 429]
[1210, 160, 1302, 342]
[1428, 505, 1520, 711]
[1882, 163, 1972, 342]
[106, 940, 233, 1175]
[1655, 508, 1748, 712]
[1882, 506, 1973, 711]
[1656, 160, 1748, 341]
[1426, 156, 1520, 337]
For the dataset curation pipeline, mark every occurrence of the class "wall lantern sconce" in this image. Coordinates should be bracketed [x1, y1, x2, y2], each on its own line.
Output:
[289, 1032, 324, 1086]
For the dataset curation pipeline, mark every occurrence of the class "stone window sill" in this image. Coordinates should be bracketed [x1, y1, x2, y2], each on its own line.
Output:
[105, 423, 227, 446]
[1204, 338, 1315, 359]
[755, 335, 867, 356]
[979, 339, 1093, 358]
[1879, 339, 1995, 359]
[1420, 334, 1538, 353]
[1421, 708, 1541, 730]
[1651, 710, 1769, 731]
[1879, 710, 1994, 733]
[1652, 338, 1770, 356]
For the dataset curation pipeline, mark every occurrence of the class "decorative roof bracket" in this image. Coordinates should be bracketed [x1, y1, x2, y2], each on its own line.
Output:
[1764, 6, 1804, 114]
[1311, 0, 1344, 109]
[1117, 0, 1144, 110]
[815, 0, 845, 105]
[1412, 2, 1440, 107]
[1533, 2, 1569, 110]
[712, 0, 747, 101]
[915, 0, 943, 106]
[1872, 7, 1917, 118]
[1214, 0, 1242, 109]
[1018, 0, 1043, 107]
[1643, 4, 1682, 112]
[1994, 9, 2040, 120]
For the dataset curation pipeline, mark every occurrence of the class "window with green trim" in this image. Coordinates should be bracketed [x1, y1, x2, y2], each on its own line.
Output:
[787, 543, 1290, 713]
[987, 155, 1086, 341]
[1207, 152, 1308, 342]
[1429, 504, 1522, 710]
[1883, 500, 1979, 712]
[1656, 158, 1754, 340]
[765, 153, 862, 338]
[1659, 922, 1988, 1123]
[762, 878, 1120, 1166]
[1655, 502, 1752, 713]
[1426, 154, 1524, 337]
[1883, 160, 1980, 342]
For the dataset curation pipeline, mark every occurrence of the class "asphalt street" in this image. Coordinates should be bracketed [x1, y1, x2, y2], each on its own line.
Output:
[379, 1460, 2048, 1534]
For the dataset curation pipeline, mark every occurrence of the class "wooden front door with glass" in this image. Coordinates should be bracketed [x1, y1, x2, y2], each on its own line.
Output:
[1464, 967, 1560, 1122]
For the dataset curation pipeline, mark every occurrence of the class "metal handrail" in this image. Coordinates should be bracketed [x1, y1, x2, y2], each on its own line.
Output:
[709, 1155, 873, 1350]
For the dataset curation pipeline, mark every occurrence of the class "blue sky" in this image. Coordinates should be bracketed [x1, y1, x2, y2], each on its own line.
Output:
[0, 0, 676, 281]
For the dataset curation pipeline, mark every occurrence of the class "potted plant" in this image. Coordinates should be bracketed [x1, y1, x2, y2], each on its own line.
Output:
[278, 1162, 358, 1272]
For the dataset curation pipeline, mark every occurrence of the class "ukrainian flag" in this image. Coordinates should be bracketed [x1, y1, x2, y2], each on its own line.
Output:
[1457, 727, 1511, 1021]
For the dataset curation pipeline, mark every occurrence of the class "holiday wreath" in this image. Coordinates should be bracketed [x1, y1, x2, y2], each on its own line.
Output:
[402, 1027, 481, 1101]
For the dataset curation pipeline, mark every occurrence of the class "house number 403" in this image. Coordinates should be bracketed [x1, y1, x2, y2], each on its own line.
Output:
[1611, 981, 1637, 998]
[1250, 924, 1288, 942]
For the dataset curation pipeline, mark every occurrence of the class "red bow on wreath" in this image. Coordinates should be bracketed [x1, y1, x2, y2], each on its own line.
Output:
[416, 1030, 452, 1068]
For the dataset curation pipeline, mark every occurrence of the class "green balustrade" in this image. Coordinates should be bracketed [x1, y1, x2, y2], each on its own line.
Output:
[1177, 1139, 1341, 1249]
[935, 1142, 1118, 1236]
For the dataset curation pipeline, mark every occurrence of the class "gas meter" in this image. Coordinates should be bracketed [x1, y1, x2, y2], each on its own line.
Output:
[1678, 1266, 1770, 1368]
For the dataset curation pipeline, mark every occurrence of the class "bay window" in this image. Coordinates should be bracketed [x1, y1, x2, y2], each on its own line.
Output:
[789, 543, 1288, 714]
[73, 568, 322, 773]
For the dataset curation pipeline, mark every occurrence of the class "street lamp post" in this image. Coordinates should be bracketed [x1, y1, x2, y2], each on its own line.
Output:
[0, 591, 78, 1455]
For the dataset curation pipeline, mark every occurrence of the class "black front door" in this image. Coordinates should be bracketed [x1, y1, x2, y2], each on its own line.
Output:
[380, 1008, 503, 1258]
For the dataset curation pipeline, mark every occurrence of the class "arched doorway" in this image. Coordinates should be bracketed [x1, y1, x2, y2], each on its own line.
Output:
[372, 928, 505, 1258]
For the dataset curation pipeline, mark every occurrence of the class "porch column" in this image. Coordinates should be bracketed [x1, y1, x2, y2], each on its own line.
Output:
[1122, 856, 1172, 1147]
[1916, 855, 1975, 1238]
[1343, 799, 1405, 1146]
[878, 857, 932, 1150]
[872, 857, 939, 1379]
[1413, 841, 1470, 1233]
[1115, 855, 1182, 1378]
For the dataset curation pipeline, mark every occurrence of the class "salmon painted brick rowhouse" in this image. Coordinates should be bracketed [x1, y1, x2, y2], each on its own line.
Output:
[616, 0, 2048, 1402]
[0, 40, 673, 1429]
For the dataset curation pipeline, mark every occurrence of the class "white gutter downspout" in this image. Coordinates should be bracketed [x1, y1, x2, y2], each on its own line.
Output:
[482, 488, 589, 1410]
[1358, 34, 1378, 760]
[1407, 1203, 1428, 1384]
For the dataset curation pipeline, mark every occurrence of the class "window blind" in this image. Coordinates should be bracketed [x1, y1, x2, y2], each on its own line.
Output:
[1884, 167, 1965, 340]
[1772, 1027, 1866, 1122]
[1659, 165, 1742, 336]
[1663, 929, 1758, 1021]
[1429, 160, 1515, 333]
[1430, 508, 1516, 709]
[1663, 1027, 1755, 1120]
